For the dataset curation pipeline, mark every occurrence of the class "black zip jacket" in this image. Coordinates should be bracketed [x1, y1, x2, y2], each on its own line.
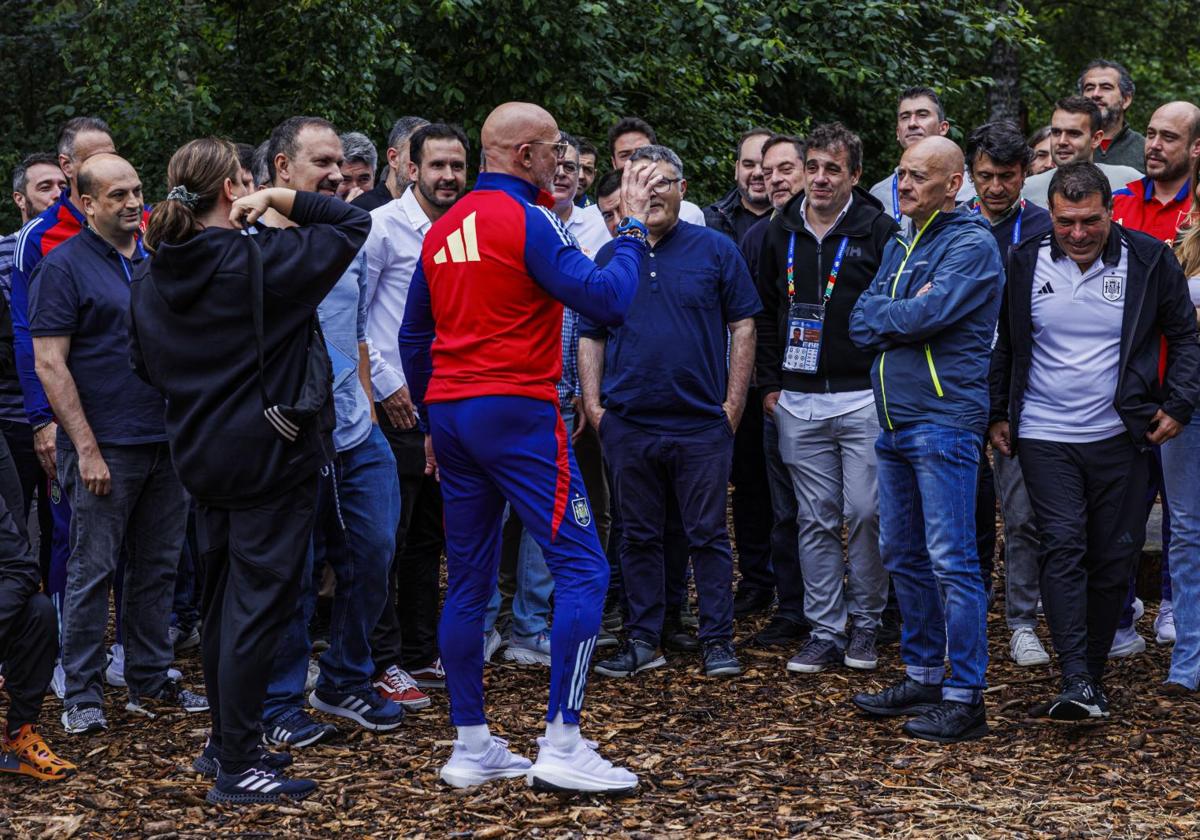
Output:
[704, 187, 769, 244]
[128, 192, 371, 508]
[989, 224, 1200, 451]
[755, 187, 899, 395]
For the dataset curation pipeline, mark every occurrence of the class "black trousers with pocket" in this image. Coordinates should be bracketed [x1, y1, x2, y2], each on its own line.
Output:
[197, 476, 318, 773]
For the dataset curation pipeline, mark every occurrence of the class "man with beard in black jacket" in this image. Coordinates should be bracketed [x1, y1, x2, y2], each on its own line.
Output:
[130, 137, 370, 805]
[755, 123, 899, 676]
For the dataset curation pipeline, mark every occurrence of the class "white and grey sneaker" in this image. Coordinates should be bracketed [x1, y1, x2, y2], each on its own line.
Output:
[504, 631, 551, 666]
[1108, 626, 1146, 659]
[527, 736, 638, 795]
[169, 624, 201, 652]
[1009, 627, 1050, 666]
[105, 644, 183, 687]
[483, 629, 504, 664]
[51, 662, 66, 700]
[439, 736, 532, 788]
[1155, 601, 1176, 645]
[62, 704, 108, 735]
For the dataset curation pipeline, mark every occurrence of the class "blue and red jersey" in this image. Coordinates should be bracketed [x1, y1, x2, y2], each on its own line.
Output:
[11, 194, 150, 426]
[399, 172, 645, 419]
[1113, 177, 1193, 245]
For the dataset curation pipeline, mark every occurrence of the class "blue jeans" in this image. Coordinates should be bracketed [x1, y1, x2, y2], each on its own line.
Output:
[875, 423, 988, 703]
[60, 443, 187, 706]
[1162, 422, 1200, 689]
[264, 427, 399, 719]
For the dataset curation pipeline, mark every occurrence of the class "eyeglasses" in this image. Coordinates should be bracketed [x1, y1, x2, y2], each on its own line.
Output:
[650, 177, 683, 195]
[556, 160, 579, 175]
[519, 140, 570, 159]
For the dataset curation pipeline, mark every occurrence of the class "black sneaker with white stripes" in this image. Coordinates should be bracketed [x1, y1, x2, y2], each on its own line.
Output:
[1048, 673, 1110, 721]
[192, 735, 293, 778]
[262, 708, 338, 748]
[206, 765, 316, 805]
[308, 687, 405, 731]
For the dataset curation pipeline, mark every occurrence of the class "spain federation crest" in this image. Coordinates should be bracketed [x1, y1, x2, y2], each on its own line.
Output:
[1102, 274, 1123, 301]
[571, 494, 592, 528]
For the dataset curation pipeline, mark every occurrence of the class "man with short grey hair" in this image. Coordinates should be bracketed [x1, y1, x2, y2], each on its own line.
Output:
[353, 116, 430, 211]
[338, 131, 378, 202]
[1079, 59, 1145, 173]
[584, 144, 762, 680]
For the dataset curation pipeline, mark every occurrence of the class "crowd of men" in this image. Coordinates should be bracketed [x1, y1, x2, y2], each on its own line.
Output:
[0, 55, 1199, 802]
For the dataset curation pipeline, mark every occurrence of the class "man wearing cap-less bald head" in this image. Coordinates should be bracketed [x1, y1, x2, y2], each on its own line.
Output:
[399, 102, 660, 794]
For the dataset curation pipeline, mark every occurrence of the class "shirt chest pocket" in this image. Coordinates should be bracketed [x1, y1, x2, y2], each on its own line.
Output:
[675, 267, 720, 309]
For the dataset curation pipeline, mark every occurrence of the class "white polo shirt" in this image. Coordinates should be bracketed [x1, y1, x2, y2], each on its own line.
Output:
[562, 203, 611, 260]
[1020, 235, 1128, 443]
[362, 185, 432, 401]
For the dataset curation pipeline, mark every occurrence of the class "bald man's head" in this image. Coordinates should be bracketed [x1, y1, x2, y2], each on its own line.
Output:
[896, 136, 964, 226]
[481, 101, 561, 191]
[77, 153, 143, 243]
[1145, 101, 1200, 185]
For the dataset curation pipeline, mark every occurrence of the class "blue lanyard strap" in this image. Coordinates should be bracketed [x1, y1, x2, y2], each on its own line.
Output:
[891, 174, 901, 222]
[968, 198, 1025, 245]
[787, 233, 850, 304]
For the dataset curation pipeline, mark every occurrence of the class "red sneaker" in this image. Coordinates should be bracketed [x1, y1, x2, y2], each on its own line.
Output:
[372, 665, 431, 711]
[409, 658, 446, 689]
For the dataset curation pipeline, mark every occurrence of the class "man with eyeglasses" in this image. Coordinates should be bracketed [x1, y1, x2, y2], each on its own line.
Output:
[400, 101, 660, 794]
[582, 144, 761, 681]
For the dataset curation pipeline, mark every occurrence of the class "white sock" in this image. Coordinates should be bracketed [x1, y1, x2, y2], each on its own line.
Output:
[546, 711, 581, 749]
[457, 724, 491, 753]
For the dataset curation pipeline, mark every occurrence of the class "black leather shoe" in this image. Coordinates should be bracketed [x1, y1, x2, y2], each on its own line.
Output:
[902, 700, 988, 743]
[852, 677, 941, 717]
[733, 587, 775, 619]
[662, 620, 701, 653]
[743, 615, 810, 649]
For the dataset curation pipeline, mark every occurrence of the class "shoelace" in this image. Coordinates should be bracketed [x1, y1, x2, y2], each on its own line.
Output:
[385, 665, 419, 692]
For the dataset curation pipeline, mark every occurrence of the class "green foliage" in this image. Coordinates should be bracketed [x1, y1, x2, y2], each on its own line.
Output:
[0, 0, 1194, 233]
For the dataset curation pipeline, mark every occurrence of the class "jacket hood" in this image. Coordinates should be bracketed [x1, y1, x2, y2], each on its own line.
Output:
[148, 226, 246, 311]
[779, 186, 886, 236]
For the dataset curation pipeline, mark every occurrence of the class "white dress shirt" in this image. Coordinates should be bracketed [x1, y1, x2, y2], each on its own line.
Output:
[363, 185, 432, 401]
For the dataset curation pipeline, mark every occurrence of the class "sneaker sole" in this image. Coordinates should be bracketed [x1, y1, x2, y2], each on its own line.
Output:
[902, 720, 989, 744]
[593, 655, 666, 678]
[439, 765, 529, 788]
[1048, 699, 1108, 721]
[504, 647, 552, 666]
[1108, 639, 1146, 659]
[396, 696, 432, 711]
[786, 660, 835, 674]
[705, 664, 743, 677]
[308, 692, 404, 732]
[843, 656, 878, 670]
[206, 785, 316, 805]
[1011, 653, 1051, 666]
[527, 769, 638, 796]
[595, 636, 620, 649]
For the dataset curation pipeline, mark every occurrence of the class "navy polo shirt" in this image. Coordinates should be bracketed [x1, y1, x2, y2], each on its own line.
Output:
[581, 221, 761, 433]
[28, 227, 166, 448]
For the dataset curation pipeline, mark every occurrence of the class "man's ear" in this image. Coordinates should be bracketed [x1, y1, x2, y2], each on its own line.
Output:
[273, 153, 290, 185]
[947, 170, 963, 199]
[407, 160, 419, 184]
[387, 146, 401, 171]
[12, 192, 26, 216]
[679, 178, 688, 200]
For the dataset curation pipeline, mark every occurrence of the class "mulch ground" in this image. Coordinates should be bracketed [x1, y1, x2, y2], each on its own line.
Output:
[4, 592, 1198, 840]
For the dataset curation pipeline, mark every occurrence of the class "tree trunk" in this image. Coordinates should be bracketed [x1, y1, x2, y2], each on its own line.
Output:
[987, 1, 1023, 127]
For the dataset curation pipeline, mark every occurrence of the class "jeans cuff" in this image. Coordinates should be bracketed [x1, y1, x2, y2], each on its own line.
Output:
[943, 686, 981, 704]
[906, 665, 944, 686]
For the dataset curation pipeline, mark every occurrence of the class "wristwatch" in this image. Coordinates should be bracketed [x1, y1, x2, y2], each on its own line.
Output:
[614, 216, 649, 242]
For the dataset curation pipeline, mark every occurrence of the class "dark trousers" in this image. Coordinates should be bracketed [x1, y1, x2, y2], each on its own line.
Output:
[730, 386, 775, 594]
[1019, 435, 1149, 683]
[197, 477, 318, 773]
[370, 411, 443, 672]
[762, 411, 804, 621]
[0, 430, 54, 731]
[975, 450, 996, 593]
[603, 414, 735, 645]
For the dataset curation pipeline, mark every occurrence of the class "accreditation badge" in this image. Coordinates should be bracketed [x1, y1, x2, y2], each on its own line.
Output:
[782, 302, 825, 374]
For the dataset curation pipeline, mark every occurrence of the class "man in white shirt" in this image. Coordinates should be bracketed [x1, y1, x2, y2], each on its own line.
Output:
[1022, 97, 1142, 208]
[364, 123, 469, 700]
[870, 87, 974, 234]
[604, 117, 706, 226]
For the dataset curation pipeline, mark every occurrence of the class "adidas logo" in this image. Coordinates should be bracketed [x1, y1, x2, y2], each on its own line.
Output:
[1037, 281, 1055, 295]
[433, 211, 480, 264]
[235, 769, 282, 793]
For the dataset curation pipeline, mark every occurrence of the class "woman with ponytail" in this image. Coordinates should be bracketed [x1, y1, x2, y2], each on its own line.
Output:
[129, 137, 370, 804]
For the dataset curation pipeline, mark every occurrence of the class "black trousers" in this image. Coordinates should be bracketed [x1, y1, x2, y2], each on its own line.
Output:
[197, 477, 318, 772]
[975, 450, 996, 592]
[370, 412, 443, 672]
[1019, 434, 1149, 683]
[731, 386, 775, 594]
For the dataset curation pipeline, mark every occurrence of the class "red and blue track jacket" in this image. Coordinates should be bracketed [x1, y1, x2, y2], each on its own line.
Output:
[399, 172, 645, 421]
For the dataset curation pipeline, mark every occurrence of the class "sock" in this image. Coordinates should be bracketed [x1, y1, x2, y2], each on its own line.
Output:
[546, 711, 581, 749]
[457, 724, 492, 753]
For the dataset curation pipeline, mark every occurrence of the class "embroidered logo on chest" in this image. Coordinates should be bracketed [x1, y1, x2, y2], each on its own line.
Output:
[1102, 274, 1123, 301]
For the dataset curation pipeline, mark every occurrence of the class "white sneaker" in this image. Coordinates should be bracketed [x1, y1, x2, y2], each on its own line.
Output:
[439, 737, 532, 788]
[1009, 627, 1050, 666]
[483, 629, 504, 663]
[51, 662, 66, 700]
[527, 736, 638, 794]
[503, 632, 551, 666]
[1109, 626, 1146, 659]
[304, 660, 320, 694]
[1155, 601, 1176, 645]
[1131, 597, 1145, 623]
[105, 645, 183, 688]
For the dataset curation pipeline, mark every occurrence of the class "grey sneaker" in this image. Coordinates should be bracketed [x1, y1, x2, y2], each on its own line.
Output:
[169, 624, 201, 652]
[126, 679, 209, 717]
[593, 639, 666, 678]
[786, 637, 842, 674]
[62, 704, 108, 735]
[844, 627, 879, 670]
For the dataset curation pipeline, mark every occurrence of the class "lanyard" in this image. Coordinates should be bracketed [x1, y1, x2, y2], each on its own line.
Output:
[968, 198, 1025, 245]
[787, 233, 850, 305]
[891, 174, 901, 222]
